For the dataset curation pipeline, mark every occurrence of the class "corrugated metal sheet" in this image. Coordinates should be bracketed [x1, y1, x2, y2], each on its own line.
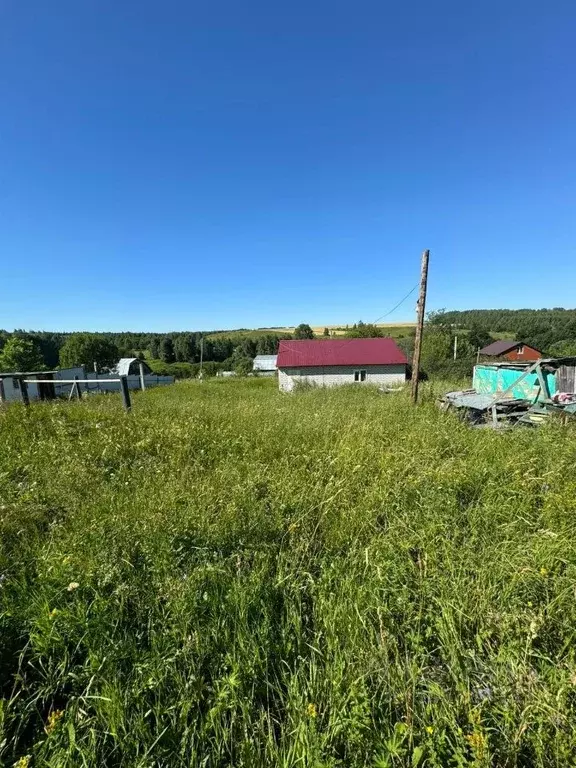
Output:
[557, 366, 576, 393]
[116, 358, 151, 376]
[277, 339, 407, 368]
[473, 364, 556, 401]
[479, 340, 519, 356]
[253, 355, 277, 371]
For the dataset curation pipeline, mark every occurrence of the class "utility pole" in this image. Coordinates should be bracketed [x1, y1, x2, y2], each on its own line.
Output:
[199, 336, 204, 381]
[410, 249, 430, 405]
[453, 334, 458, 361]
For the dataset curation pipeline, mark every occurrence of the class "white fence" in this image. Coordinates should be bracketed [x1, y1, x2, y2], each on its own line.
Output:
[0, 367, 174, 403]
[56, 372, 174, 396]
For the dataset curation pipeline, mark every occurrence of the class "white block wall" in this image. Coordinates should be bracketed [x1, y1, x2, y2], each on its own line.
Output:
[278, 365, 406, 392]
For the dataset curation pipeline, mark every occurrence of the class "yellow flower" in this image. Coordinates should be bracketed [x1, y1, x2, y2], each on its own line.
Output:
[288, 523, 298, 533]
[539, 567, 548, 577]
[46, 709, 64, 734]
[306, 702, 317, 718]
[67, 582, 80, 592]
[425, 725, 434, 734]
[466, 730, 487, 759]
[14, 757, 31, 768]
[49, 608, 59, 618]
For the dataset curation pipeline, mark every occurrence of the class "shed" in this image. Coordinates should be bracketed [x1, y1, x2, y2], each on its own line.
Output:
[0, 368, 85, 403]
[276, 338, 407, 392]
[115, 358, 152, 376]
[479, 340, 541, 361]
[252, 355, 278, 376]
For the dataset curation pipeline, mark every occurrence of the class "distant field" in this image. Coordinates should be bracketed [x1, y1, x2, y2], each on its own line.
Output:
[208, 322, 416, 340]
[2, 379, 576, 766]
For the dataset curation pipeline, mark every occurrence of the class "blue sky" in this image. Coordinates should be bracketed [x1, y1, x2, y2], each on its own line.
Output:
[1, 0, 575, 332]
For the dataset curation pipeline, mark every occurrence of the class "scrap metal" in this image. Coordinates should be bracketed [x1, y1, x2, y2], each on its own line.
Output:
[439, 357, 576, 428]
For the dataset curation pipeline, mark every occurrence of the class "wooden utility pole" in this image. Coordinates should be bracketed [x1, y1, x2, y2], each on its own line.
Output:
[453, 334, 458, 361]
[199, 337, 204, 381]
[410, 249, 430, 405]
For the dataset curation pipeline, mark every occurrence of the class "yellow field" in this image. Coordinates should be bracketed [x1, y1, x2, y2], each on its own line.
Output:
[208, 323, 416, 340]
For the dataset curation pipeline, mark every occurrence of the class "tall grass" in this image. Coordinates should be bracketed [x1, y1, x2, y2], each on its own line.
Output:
[1, 379, 576, 767]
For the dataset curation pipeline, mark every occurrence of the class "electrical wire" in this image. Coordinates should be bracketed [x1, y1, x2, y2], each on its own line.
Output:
[279, 281, 419, 359]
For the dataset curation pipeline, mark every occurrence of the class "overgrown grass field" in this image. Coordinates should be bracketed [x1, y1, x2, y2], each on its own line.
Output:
[2, 379, 576, 767]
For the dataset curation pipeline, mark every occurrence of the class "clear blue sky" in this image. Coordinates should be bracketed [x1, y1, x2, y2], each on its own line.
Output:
[1, 0, 575, 332]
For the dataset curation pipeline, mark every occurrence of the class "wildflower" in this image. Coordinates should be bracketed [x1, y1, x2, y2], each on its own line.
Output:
[67, 582, 80, 592]
[288, 523, 298, 533]
[14, 756, 31, 768]
[539, 567, 548, 577]
[425, 725, 434, 734]
[49, 608, 59, 618]
[306, 702, 317, 718]
[527, 601, 533, 608]
[466, 730, 487, 757]
[46, 709, 64, 734]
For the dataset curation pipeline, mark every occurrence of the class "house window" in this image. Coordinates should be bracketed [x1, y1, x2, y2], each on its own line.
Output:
[354, 370, 367, 382]
[517, 345, 524, 355]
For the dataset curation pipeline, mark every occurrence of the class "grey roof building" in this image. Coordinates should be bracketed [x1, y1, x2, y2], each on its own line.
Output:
[252, 355, 278, 375]
[115, 358, 152, 376]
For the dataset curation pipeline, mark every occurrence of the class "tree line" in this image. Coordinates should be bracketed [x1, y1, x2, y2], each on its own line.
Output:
[437, 308, 576, 356]
[0, 324, 319, 375]
[3, 312, 574, 379]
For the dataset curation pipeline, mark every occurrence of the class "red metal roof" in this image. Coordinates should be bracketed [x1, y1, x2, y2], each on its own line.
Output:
[277, 338, 408, 368]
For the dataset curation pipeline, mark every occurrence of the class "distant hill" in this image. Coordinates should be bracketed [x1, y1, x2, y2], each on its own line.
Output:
[436, 308, 576, 356]
[207, 323, 416, 340]
[438, 308, 576, 332]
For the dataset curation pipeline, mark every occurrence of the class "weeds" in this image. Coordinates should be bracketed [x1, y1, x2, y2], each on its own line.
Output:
[1, 379, 576, 766]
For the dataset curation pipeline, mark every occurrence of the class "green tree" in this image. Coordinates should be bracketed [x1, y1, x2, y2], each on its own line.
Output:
[323, 327, 330, 337]
[420, 325, 453, 373]
[234, 357, 254, 376]
[160, 337, 176, 363]
[548, 340, 576, 357]
[345, 322, 383, 338]
[294, 323, 314, 340]
[59, 334, 119, 371]
[149, 337, 161, 359]
[467, 323, 493, 352]
[174, 333, 196, 362]
[0, 337, 45, 372]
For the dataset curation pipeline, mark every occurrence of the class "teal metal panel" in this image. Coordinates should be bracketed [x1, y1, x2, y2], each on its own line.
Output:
[473, 365, 556, 401]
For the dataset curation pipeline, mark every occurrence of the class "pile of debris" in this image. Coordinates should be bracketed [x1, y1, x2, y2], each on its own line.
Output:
[439, 358, 576, 428]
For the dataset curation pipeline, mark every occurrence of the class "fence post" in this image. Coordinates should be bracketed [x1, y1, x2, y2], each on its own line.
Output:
[0, 378, 5, 404]
[19, 377, 30, 407]
[120, 376, 131, 412]
[139, 362, 146, 391]
[74, 376, 82, 400]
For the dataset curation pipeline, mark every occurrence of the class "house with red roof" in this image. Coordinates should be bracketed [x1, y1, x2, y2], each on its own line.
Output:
[276, 338, 407, 392]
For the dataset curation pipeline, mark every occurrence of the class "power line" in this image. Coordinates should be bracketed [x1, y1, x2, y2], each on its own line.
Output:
[279, 281, 420, 358]
[371, 283, 419, 324]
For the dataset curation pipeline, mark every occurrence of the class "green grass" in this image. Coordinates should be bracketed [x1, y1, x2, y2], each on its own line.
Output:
[2, 379, 576, 767]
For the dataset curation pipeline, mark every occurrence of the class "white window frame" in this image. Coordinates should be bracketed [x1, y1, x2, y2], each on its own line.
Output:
[517, 344, 525, 355]
[354, 369, 367, 382]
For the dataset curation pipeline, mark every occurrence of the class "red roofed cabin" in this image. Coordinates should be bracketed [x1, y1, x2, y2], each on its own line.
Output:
[276, 338, 407, 392]
[479, 339, 542, 362]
